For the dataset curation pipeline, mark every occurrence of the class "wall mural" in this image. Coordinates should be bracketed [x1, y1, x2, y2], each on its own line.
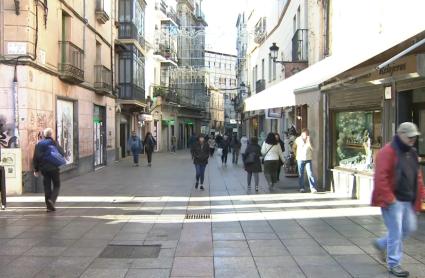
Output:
[0, 114, 17, 148]
[56, 100, 74, 164]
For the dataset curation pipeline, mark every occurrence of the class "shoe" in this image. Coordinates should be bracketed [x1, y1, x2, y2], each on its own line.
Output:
[1, 205, 5, 210]
[195, 183, 198, 189]
[389, 266, 409, 277]
[46, 199, 56, 212]
[299, 188, 306, 193]
[310, 188, 318, 193]
[200, 185, 204, 190]
[372, 240, 386, 263]
[255, 187, 259, 192]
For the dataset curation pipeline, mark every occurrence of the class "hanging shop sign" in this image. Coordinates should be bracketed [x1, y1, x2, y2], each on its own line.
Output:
[265, 108, 283, 119]
[139, 114, 153, 122]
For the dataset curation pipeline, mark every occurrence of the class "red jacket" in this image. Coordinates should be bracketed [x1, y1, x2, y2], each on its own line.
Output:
[371, 143, 425, 211]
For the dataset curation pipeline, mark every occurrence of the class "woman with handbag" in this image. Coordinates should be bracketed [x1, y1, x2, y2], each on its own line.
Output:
[261, 132, 284, 189]
[243, 137, 262, 192]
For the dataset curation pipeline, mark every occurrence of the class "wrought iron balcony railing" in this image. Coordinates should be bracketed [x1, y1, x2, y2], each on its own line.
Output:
[58, 41, 84, 84]
[292, 29, 308, 62]
[95, 0, 110, 23]
[118, 22, 146, 49]
[94, 65, 112, 94]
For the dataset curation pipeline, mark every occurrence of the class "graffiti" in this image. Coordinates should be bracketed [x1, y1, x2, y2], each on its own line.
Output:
[0, 115, 17, 148]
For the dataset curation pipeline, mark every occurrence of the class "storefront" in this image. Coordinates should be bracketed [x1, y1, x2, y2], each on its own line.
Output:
[323, 53, 425, 202]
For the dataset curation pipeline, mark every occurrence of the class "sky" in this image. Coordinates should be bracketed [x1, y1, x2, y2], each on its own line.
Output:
[202, 0, 248, 55]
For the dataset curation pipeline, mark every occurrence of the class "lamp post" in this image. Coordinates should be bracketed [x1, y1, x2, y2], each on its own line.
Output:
[269, 42, 300, 65]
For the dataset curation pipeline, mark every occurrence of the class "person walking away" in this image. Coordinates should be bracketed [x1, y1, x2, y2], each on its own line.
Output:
[243, 137, 262, 192]
[261, 132, 284, 189]
[128, 131, 142, 166]
[144, 132, 156, 167]
[275, 133, 285, 181]
[231, 135, 242, 164]
[191, 135, 210, 190]
[221, 135, 231, 166]
[33, 128, 66, 212]
[371, 122, 425, 277]
[208, 136, 216, 157]
[240, 135, 248, 161]
[171, 135, 177, 153]
[293, 128, 318, 193]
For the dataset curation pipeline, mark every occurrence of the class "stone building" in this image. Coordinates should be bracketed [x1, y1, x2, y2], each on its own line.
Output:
[0, 0, 116, 193]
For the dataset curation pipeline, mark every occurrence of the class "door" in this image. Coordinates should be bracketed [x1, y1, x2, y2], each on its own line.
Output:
[120, 123, 126, 158]
[94, 105, 106, 167]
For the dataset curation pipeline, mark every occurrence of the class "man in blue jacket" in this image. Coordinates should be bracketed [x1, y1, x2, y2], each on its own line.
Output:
[33, 128, 65, 212]
[128, 131, 142, 167]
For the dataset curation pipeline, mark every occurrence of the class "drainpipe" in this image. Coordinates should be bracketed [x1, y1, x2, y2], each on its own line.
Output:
[12, 64, 20, 148]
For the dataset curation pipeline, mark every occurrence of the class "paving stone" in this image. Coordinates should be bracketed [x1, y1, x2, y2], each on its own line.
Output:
[80, 268, 128, 278]
[214, 267, 260, 278]
[214, 256, 256, 269]
[214, 247, 252, 257]
[176, 240, 213, 257]
[257, 267, 306, 278]
[213, 240, 248, 248]
[253, 256, 298, 268]
[171, 257, 214, 277]
[125, 268, 170, 278]
[323, 245, 366, 255]
[213, 232, 246, 241]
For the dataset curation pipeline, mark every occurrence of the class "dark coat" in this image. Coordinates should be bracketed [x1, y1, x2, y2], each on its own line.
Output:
[243, 143, 262, 173]
[143, 136, 156, 153]
[220, 138, 231, 153]
[191, 142, 210, 165]
[33, 137, 65, 172]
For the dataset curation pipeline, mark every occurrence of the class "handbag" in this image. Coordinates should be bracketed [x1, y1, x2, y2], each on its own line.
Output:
[261, 146, 273, 164]
[216, 147, 223, 156]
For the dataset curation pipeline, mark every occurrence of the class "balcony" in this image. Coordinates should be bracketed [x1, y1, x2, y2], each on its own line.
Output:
[156, 0, 167, 14]
[118, 83, 145, 101]
[256, 79, 265, 93]
[58, 41, 84, 84]
[292, 29, 308, 62]
[118, 22, 146, 49]
[155, 43, 178, 63]
[95, 0, 110, 24]
[94, 65, 112, 94]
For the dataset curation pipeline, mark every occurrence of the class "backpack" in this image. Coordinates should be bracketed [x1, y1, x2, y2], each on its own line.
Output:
[44, 144, 66, 167]
[245, 151, 257, 164]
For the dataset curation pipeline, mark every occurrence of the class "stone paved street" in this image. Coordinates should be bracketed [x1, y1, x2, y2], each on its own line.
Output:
[1, 151, 425, 278]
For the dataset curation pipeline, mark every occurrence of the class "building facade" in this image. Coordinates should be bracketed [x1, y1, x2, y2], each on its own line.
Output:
[205, 50, 237, 135]
[0, 0, 116, 193]
[237, 0, 328, 182]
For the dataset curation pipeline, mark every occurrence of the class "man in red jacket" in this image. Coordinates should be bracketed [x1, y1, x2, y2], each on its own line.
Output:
[372, 122, 425, 277]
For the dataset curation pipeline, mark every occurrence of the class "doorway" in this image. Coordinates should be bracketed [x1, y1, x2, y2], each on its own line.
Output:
[94, 105, 106, 167]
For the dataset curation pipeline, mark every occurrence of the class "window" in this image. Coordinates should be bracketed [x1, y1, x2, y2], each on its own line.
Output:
[293, 15, 296, 33]
[297, 6, 301, 30]
[334, 110, 382, 172]
[119, 0, 131, 22]
[261, 59, 265, 80]
[96, 42, 101, 64]
[268, 55, 272, 82]
[56, 99, 75, 165]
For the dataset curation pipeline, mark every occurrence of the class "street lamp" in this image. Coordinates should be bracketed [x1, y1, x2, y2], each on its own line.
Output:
[269, 42, 286, 65]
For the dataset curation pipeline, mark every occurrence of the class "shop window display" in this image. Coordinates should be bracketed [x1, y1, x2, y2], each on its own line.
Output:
[334, 110, 382, 172]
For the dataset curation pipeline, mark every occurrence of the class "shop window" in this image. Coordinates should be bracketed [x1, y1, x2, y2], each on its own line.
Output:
[56, 99, 76, 165]
[334, 110, 382, 172]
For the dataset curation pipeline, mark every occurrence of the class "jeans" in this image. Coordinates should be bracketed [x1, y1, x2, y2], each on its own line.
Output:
[263, 160, 279, 186]
[297, 160, 317, 191]
[376, 201, 417, 268]
[232, 149, 240, 164]
[132, 152, 139, 164]
[146, 151, 153, 163]
[42, 169, 61, 206]
[195, 164, 207, 184]
[247, 172, 259, 189]
[222, 150, 228, 164]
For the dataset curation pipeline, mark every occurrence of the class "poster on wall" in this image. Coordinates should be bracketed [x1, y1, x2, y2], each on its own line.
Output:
[265, 108, 283, 119]
[56, 99, 74, 164]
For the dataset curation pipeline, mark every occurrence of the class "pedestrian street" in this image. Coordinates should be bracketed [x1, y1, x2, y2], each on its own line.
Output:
[1, 151, 425, 278]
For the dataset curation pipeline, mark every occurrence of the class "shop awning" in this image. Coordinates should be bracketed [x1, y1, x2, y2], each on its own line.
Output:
[244, 28, 425, 112]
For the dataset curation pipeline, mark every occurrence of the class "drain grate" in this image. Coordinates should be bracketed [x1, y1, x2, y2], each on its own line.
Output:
[98, 244, 161, 259]
[185, 213, 211, 220]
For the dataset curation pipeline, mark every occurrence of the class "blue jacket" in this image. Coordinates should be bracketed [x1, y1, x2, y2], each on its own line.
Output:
[128, 136, 142, 153]
[33, 137, 65, 172]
